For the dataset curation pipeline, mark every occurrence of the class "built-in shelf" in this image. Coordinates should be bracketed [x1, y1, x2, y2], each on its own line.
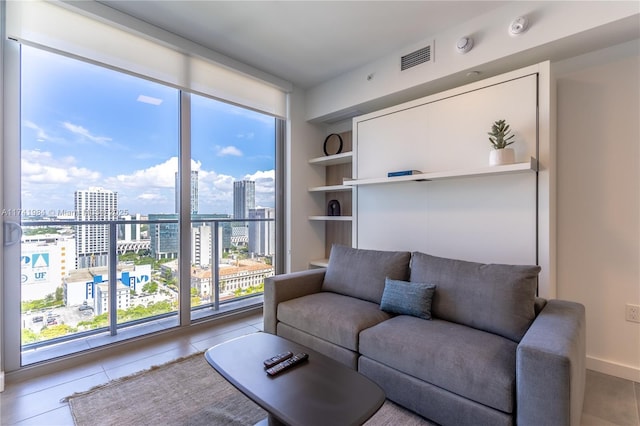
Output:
[308, 184, 352, 192]
[343, 158, 537, 186]
[308, 215, 353, 221]
[309, 259, 329, 268]
[308, 152, 353, 166]
[307, 134, 353, 269]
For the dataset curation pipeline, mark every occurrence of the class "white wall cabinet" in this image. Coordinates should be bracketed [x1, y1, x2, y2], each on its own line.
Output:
[351, 62, 554, 296]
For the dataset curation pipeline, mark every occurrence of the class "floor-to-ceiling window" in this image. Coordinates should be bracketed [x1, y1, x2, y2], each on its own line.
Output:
[190, 94, 276, 317]
[2, 1, 287, 372]
[19, 46, 182, 353]
[4, 43, 280, 368]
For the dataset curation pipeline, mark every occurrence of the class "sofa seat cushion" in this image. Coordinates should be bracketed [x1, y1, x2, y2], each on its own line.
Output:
[277, 292, 392, 351]
[359, 315, 518, 413]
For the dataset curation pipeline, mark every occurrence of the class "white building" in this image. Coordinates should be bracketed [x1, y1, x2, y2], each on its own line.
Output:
[21, 233, 75, 302]
[95, 281, 131, 315]
[63, 264, 152, 313]
[192, 224, 212, 267]
[249, 208, 275, 257]
[191, 223, 231, 267]
[74, 187, 118, 269]
[119, 213, 142, 242]
[191, 260, 274, 300]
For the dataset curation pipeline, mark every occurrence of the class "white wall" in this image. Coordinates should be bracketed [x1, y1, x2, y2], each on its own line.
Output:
[286, 88, 326, 272]
[353, 71, 539, 273]
[306, 1, 639, 122]
[555, 40, 640, 382]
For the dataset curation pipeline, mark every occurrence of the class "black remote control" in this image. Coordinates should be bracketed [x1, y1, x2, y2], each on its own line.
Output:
[266, 352, 309, 376]
[263, 351, 293, 369]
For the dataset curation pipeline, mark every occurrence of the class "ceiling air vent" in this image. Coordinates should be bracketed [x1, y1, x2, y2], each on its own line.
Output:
[401, 44, 432, 71]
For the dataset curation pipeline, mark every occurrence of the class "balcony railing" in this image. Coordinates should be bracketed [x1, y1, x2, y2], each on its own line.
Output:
[20, 217, 275, 353]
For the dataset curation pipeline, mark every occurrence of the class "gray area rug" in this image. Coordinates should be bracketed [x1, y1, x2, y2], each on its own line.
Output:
[66, 352, 432, 425]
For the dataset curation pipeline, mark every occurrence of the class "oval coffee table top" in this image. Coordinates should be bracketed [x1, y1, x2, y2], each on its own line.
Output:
[205, 332, 385, 426]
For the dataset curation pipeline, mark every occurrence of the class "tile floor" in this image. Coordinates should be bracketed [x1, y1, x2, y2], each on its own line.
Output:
[1, 311, 639, 426]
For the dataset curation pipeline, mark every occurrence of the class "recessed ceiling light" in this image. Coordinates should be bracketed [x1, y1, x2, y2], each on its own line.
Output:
[137, 95, 163, 105]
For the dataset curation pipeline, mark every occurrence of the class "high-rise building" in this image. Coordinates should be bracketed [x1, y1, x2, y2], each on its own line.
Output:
[233, 180, 255, 224]
[175, 171, 199, 214]
[149, 213, 232, 261]
[148, 213, 179, 261]
[249, 208, 275, 258]
[74, 187, 118, 268]
[118, 213, 142, 241]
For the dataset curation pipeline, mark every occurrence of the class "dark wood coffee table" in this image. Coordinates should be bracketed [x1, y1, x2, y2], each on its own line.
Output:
[204, 332, 385, 426]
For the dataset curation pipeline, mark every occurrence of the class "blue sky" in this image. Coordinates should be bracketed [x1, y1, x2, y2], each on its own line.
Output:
[20, 46, 275, 216]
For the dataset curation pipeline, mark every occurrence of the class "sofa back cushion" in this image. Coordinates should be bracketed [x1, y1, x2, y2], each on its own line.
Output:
[410, 252, 541, 342]
[322, 245, 411, 304]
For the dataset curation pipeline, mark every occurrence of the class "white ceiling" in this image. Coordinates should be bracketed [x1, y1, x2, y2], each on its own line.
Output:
[98, 1, 505, 89]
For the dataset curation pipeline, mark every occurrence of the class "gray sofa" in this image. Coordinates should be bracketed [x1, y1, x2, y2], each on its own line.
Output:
[264, 245, 586, 426]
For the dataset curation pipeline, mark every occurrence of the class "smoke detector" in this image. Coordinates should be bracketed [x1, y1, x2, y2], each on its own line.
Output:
[456, 37, 474, 54]
[509, 16, 529, 36]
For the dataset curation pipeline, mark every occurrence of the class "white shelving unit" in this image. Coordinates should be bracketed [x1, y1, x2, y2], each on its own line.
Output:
[344, 158, 537, 186]
[309, 259, 330, 268]
[307, 139, 353, 268]
[308, 184, 352, 192]
[308, 215, 353, 221]
[308, 152, 353, 166]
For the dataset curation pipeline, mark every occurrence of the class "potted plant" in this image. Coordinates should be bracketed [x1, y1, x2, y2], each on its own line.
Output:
[488, 119, 516, 166]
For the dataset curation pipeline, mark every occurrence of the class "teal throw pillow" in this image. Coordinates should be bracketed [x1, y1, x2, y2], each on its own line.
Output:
[380, 278, 436, 320]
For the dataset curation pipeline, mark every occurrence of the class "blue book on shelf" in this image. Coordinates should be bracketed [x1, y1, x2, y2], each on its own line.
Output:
[387, 169, 422, 177]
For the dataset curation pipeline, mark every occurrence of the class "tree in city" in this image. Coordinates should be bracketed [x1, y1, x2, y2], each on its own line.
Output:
[234, 282, 265, 297]
[21, 328, 39, 345]
[40, 324, 78, 340]
[23, 227, 60, 236]
[77, 313, 109, 330]
[22, 291, 64, 312]
[142, 281, 158, 294]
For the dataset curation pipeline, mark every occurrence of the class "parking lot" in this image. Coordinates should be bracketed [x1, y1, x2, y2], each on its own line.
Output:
[22, 304, 95, 333]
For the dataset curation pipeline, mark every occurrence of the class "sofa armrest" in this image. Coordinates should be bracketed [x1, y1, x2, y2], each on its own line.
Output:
[516, 299, 586, 426]
[263, 268, 326, 334]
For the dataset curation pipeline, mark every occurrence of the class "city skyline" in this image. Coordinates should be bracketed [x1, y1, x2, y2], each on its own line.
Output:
[20, 45, 276, 217]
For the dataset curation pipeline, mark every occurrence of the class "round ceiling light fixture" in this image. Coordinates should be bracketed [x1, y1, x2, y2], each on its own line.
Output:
[456, 36, 474, 54]
[509, 16, 529, 36]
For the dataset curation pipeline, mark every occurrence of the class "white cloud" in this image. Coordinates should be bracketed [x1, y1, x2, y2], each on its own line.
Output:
[62, 122, 112, 145]
[217, 146, 243, 157]
[21, 150, 101, 184]
[108, 157, 203, 189]
[20, 149, 275, 214]
[111, 157, 178, 188]
[236, 132, 255, 140]
[197, 170, 236, 207]
[137, 193, 164, 201]
[24, 120, 51, 142]
[245, 169, 275, 187]
[137, 95, 163, 105]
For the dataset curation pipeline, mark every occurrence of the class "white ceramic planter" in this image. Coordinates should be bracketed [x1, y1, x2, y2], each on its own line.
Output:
[489, 148, 515, 166]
